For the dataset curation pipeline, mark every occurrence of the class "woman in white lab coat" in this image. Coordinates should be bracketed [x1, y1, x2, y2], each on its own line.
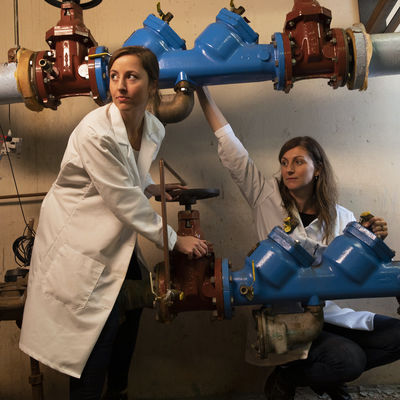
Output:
[197, 86, 400, 400]
[19, 47, 208, 400]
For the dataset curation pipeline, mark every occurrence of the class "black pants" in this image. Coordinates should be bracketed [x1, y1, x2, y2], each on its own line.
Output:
[284, 314, 400, 391]
[69, 251, 143, 400]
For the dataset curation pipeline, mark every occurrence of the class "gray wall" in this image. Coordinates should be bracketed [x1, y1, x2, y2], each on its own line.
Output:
[1, 1, 400, 399]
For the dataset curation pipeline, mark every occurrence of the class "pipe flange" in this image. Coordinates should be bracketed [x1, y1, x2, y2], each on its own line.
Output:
[16, 49, 43, 112]
[222, 259, 233, 319]
[346, 23, 372, 91]
[214, 258, 225, 319]
[329, 28, 350, 89]
[174, 80, 194, 93]
[88, 46, 110, 105]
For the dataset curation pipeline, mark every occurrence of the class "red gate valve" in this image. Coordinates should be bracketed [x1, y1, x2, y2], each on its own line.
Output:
[282, 0, 349, 90]
[34, 1, 104, 109]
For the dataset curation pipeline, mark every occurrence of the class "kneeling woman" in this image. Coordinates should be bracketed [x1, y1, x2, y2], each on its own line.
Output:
[19, 47, 208, 399]
[197, 86, 400, 400]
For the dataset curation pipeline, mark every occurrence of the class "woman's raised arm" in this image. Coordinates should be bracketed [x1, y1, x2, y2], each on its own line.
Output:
[196, 86, 228, 131]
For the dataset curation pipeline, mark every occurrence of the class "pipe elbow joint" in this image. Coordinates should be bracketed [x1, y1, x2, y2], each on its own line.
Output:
[155, 80, 195, 124]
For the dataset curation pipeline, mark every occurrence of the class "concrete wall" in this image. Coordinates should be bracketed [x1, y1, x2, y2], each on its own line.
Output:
[1, 0, 400, 399]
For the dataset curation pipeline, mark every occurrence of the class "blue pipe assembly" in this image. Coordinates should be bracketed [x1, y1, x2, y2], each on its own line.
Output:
[154, 207, 400, 357]
[224, 222, 398, 317]
[217, 221, 399, 357]
[124, 9, 286, 90]
[123, 0, 397, 95]
[2, 0, 400, 116]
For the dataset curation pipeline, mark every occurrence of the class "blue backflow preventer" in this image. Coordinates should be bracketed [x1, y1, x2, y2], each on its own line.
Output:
[123, 9, 286, 90]
[221, 221, 400, 319]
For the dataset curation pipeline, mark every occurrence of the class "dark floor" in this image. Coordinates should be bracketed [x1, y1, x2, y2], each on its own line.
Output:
[295, 385, 400, 399]
[138, 385, 400, 399]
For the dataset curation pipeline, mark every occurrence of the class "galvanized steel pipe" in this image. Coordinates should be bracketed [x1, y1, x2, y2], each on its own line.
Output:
[0, 63, 22, 105]
[369, 33, 400, 77]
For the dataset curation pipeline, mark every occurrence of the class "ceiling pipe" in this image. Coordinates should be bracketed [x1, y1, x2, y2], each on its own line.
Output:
[0, 63, 22, 105]
[369, 33, 400, 77]
[1, 1, 400, 120]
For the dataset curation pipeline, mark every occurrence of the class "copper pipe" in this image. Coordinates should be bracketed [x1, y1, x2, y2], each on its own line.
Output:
[14, 0, 20, 48]
[29, 357, 44, 400]
[162, 160, 186, 186]
[0, 192, 46, 201]
[159, 159, 170, 290]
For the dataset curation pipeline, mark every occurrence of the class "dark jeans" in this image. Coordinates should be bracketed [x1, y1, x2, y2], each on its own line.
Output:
[283, 314, 400, 391]
[69, 251, 143, 400]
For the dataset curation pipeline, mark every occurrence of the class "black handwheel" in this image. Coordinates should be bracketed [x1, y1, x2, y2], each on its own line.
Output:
[155, 188, 219, 206]
[44, 0, 102, 10]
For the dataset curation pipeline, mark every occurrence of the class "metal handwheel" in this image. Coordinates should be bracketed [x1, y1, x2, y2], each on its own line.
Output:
[155, 188, 220, 208]
[44, 0, 102, 10]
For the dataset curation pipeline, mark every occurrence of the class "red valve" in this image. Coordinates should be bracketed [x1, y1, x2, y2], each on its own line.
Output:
[154, 189, 224, 322]
[32, 1, 104, 109]
[281, 0, 349, 91]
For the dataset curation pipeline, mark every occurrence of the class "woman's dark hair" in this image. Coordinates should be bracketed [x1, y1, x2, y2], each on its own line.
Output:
[278, 136, 338, 242]
[108, 46, 161, 106]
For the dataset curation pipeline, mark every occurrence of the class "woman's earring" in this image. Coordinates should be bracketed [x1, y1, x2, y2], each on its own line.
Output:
[314, 175, 319, 181]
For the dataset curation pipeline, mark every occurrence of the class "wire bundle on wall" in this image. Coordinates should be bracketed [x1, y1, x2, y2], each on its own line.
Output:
[12, 226, 34, 267]
[1, 117, 35, 268]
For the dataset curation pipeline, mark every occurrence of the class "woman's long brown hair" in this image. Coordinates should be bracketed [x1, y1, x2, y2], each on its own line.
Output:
[278, 136, 338, 243]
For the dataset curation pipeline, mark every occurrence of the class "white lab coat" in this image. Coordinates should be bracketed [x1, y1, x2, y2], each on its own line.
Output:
[19, 103, 177, 378]
[214, 124, 375, 366]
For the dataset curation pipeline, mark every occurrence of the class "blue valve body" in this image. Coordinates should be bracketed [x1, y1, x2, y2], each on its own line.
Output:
[221, 222, 400, 319]
[123, 9, 286, 90]
[94, 46, 110, 103]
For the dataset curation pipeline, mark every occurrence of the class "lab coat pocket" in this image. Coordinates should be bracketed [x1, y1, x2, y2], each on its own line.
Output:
[42, 244, 105, 311]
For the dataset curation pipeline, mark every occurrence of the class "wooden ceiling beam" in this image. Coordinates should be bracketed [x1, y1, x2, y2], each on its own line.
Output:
[366, 0, 398, 33]
[385, 5, 400, 32]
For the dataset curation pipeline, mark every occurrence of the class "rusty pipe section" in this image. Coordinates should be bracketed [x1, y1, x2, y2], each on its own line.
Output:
[153, 192, 219, 322]
[1, 1, 109, 111]
[152, 81, 195, 125]
[280, 0, 349, 91]
[275, 0, 400, 91]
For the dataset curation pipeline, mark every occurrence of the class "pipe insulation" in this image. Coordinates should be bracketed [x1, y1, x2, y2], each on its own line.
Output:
[0, 63, 22, 105]
[369, 33, 400, 77]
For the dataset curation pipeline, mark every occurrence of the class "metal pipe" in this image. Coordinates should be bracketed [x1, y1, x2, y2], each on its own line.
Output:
[369, 33, 400, 77]
[13, 0, 20, 48]
[162, 159, 187, 186]
[155, 81, 195, 125]
[159, 159, 170, 290]
[29, 357, 44, 400]
[0, 192, 47, 201]
[0, 63, 22, 105]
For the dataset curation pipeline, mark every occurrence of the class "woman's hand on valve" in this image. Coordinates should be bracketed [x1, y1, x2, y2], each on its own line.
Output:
[146, 183, 187, 201]
[361, 215, 388, 240]
[174, 235, 209, 259]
